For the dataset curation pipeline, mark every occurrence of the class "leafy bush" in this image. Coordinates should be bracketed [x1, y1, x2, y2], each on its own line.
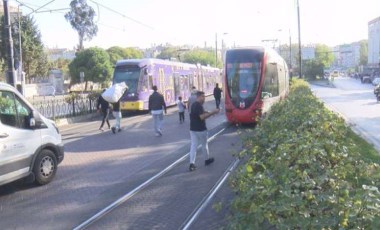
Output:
[87, 90, 102, 101]
[229, 79, 380, 229]
[64, 92, 81, 104]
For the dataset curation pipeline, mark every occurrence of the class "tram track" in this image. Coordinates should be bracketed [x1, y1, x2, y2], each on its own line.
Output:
[73, 125, 230, 230]
[180, 157, 240, 230]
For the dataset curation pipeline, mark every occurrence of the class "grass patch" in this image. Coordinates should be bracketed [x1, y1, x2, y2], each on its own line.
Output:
[347, 129, 380, 164]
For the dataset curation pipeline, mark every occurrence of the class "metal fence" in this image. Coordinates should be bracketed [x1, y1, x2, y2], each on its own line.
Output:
[31, 95, 98, 120]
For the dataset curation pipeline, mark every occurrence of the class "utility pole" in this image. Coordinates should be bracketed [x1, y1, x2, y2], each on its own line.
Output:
[215, 33, 218, 67]
[289, 30, 292, 78]
[297, 0, 302, 78]
[18, 4, 24, 95]
[3, 0, 16, 87]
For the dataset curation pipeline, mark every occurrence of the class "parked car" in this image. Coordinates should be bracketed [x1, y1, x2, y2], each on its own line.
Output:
[0, 82, 64, 186]
[362, 76, 372, 84]
[372, 77, 380, 86]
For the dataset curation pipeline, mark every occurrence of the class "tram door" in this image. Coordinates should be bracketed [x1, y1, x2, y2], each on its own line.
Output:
[173, 72, 181, 100]
[198, 72, 203, 91]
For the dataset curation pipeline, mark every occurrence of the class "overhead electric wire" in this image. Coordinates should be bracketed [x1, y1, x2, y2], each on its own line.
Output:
[26, 0, 57, 16]
[88, 0, 154, 30]
[16, 0, 66, 14]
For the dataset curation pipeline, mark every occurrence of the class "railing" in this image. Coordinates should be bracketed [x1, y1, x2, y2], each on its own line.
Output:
[31, 95, 98, 120]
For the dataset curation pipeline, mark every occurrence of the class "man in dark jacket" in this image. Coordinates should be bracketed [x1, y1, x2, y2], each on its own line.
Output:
[97, 89, 110, 131]
[148, 85, 167, 136]
[213, 83, 222, 109]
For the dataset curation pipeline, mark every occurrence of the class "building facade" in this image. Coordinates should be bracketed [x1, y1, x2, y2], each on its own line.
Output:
[332, 43, 361, 68]
[368, 16, 380, 67]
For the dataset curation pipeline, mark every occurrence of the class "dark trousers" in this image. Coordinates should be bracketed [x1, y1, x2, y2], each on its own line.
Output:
[215, 97, 221, 109]
[179, 112, 185, 122]
[100, 109, 110, 128]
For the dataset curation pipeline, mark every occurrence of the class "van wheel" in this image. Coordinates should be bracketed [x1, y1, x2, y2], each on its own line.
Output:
[33, 149, 57, 185]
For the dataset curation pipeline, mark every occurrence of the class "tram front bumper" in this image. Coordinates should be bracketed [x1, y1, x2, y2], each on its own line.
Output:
[121, 101, 145, 110]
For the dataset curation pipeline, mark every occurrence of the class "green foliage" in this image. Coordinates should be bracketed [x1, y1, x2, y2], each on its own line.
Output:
[106, 46, 143, 64]
[304, 44, 335, 80]
[229, 79, 380, 229]
[183, 49, 220, 67]
[68, 47, 113, 85]
[87, 90, 102, 101]
[304, 59, 324, 80]
[156, 47, 179, 60]
[0, 15, 49, 81]
[315, 44, 335, 67]
[49, 58, 71, 80]
[64, 92, 81, 104]
[359, 40, 368, 66]
[65, 0, 98, 50]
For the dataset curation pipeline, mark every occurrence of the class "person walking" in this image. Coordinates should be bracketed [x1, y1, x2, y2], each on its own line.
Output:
[213, 83, 222, 109]
[148, 85, 167, 136]
[97, 89, 110, 131]
[189, 91, 220, 171]
[177, 96, 186, 124]
[188, 86, 197, 114]
[111, 99, 122, 134]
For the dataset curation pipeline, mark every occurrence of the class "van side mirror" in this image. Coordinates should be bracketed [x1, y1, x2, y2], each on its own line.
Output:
[30, 117, 36, 127]
[29, 110, 42, 129]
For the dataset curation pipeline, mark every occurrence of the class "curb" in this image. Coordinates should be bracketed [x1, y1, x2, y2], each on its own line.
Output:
[55, 113, 99, 127]
[308, 81, 335, 88]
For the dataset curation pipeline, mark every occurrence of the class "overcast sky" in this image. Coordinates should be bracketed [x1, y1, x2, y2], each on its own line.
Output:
[11, 0, 380, 49]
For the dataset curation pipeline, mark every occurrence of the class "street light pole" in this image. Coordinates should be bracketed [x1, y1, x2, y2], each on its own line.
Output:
[297, 0, 302, 78]
[221, 32, 228, 64]
[18, 4, 24, 94]
[215, 33, 218, 67]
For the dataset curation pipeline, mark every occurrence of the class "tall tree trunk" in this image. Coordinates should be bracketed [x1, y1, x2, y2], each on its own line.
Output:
[79, 33, 84, 51]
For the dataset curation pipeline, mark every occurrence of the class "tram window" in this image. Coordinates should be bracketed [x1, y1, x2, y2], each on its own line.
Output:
[262, 63, 279, 98]
[227, 63, 260, 100]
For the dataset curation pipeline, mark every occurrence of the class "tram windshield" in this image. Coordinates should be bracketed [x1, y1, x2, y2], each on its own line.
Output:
[113, 65, 141, 94]
[226, 49, 263, 108]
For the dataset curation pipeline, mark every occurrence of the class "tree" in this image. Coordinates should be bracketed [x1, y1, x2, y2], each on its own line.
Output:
[156, 47, 179, 60]
[49, 58, 71, 80]
[359, 40, 368, 66]
[124, 47, 143, 59]
[183, 49, 221, 68]
[303, 59, 324, 80]
[106, 46, 143, 64]
[0, 15, 49, 82]
[315, 44, 335, 68]
[65, 0, 98, 51]
[68, 47, 113, 90]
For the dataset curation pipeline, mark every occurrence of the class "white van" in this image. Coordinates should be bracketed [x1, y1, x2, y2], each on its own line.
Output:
[0, 83, 64, 186]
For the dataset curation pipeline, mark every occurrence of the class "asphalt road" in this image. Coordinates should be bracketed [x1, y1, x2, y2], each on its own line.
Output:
[310, 77, 380, 151]
[0, 97, 234, 230]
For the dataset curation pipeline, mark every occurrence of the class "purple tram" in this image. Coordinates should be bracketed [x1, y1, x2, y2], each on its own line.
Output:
[112, 58, 222, 111]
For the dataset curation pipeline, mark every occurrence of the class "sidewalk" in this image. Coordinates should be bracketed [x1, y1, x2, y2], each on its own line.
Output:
[55, 95, 223, 127]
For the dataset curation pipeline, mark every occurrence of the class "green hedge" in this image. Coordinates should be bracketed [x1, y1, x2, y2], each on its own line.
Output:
[228, 79, 380, 229]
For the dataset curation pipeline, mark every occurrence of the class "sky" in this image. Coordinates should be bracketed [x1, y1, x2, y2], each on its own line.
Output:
[9, 0, 380, 50]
